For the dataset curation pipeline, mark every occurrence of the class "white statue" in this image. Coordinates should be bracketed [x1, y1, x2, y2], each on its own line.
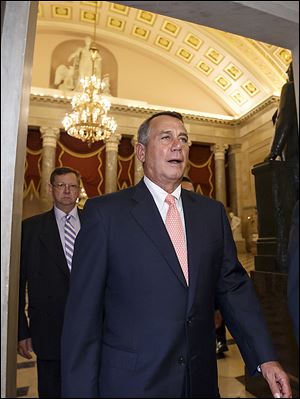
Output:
[54, 36, 107, 92]
[229, 212, 243, 241]
[54, 64, 75, 91]
[102, 73, 111, 95]
[68, 36, 102, 90]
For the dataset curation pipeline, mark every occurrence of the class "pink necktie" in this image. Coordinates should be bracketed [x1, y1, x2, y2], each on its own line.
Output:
[165, 194, 189, 284]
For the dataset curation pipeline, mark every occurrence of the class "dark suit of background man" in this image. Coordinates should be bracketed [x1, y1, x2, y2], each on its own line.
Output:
[61, 112, 291, 398]
[287, 200, 299, 347]
[18, 167, 82, 398]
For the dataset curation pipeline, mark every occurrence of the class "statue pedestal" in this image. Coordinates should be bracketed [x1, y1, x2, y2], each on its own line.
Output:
[245, 160, 299, 397]
[252, 160, 298, 273]
[245, 271, 299, 398]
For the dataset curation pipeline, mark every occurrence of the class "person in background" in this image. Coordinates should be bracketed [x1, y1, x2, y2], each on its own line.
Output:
[181, 175, 229, 359]
[61, 111, 291, 398]
[181, 175, 195, 192]
[18, 167, 82, 398]
[287, 200, 299, 347]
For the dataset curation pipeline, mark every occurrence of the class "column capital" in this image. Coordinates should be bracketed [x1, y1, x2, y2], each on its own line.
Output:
[228, 143, 242, 156]
[105, 132, 122, 152]
[210, 143, 229, 160]
[40, 127, 60, 148]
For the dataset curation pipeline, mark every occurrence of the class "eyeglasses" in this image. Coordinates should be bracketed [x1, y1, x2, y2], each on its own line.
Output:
[52, 183, 79, 192]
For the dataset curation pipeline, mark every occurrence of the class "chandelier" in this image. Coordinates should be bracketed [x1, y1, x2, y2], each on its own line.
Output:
[62, 6, 117, 144]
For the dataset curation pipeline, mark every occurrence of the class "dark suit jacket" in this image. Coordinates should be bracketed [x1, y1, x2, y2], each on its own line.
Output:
[18, 208, 82, 360]
[61, 180, 275, 397]
[287, 200, 299, 346]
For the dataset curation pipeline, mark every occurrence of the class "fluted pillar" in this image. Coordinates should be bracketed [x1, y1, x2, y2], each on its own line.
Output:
[40, 127, 60, 210]
[228, 144, 242, 215]
[105, 133, 121, 193]
[131, 136, 144, 184]
[211, 143, 229, 206]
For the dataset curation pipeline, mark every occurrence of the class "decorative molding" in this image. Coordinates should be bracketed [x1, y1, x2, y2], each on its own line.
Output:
[30, 92, 279, 126]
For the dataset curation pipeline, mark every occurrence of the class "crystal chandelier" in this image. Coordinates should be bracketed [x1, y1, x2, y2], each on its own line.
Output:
[62, 6, 117, 144]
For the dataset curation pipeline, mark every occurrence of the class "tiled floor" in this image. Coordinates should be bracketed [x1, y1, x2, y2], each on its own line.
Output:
[16, 252, 256, 398]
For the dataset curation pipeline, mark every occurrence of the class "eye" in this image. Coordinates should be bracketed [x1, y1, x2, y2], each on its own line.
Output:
[179, 136, 188, 143]
[161, 134, 171, 141]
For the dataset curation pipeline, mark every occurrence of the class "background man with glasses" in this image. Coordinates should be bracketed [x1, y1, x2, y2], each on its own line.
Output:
[18, 166, 82, 398]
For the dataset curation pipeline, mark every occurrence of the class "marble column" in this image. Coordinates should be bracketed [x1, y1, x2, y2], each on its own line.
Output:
[1, 3, 38, 397]
[105, 133, 121, 193]
[228, 143, 242, 215]
[40, 127, 60, 210]
[211, 143, 229, 206]
[131, 136, 144, 184]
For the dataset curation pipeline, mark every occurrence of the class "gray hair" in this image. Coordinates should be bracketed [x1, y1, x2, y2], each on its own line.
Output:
[137, 111, 184, 145]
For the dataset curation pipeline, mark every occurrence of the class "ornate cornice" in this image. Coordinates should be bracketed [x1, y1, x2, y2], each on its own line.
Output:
[30, 92, 279, 127]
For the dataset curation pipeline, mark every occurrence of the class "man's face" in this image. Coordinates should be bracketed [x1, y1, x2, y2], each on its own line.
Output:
[49, 173, 80, 211]
[136, 115, 189, 192]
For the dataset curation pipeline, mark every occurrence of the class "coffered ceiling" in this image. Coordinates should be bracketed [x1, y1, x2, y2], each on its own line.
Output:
[36, 1, 292, 116]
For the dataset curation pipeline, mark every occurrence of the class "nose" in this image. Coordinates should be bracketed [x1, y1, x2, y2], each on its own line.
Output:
[171, 137, 182, 151]
[64, 184, 71, 192]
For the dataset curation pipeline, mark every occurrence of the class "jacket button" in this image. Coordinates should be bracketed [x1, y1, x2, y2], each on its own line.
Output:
[178, 356, 185, 365]
[187, 318, 192, 325]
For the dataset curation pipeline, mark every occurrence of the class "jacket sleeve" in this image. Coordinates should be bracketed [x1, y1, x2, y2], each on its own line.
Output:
[215, 204, 276, 375]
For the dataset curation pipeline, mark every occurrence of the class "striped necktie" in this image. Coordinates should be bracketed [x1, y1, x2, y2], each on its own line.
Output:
[64, 214, 77, 271]
[165, 194, 189, 284]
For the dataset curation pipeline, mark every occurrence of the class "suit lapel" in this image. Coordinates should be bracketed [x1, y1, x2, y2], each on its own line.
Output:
[131, 181, 187, 288]
[39, 209, 70, 278]
[182, 191, 205, 313]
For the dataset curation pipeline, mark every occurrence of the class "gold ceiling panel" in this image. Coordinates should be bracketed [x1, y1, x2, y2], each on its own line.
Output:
[224, 63, 242, 80]
[109, 3, 129, 16]
[80, 10, 98, 23]
[107, 16, 125, 31]
[161, 20, 181, 37]
[176, 48, 194, 63]
[214, 75, 231, 90]
[205, 48, 224, 65]
[242, 80, 259, 96]
[155, 36, 173, 51]
[231, 91, 247, 105]
[38, 3, 43, 17]
[274, 48, 292, 66]
[196, 61, 213, 75]
[132, 25, 150, 40]
[136, 10, 156, 26]
[184, 33, 202, 50]
[52, 5, 72, 19]
[81, 1, 102, 7]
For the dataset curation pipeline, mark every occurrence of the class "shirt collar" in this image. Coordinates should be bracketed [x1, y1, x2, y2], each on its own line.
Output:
[143, 176, 182, 210]
[54, 205, 79, 222]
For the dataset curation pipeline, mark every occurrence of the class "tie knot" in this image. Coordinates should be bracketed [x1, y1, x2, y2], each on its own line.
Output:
[65, 214, 72, 222]
[165, 194, 176, 206]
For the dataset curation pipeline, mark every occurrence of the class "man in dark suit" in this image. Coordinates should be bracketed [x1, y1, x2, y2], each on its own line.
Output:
[287, 200, 299, 347]
[181, 176, 228, 359]
[18, 166, 82, 398]
[61, 112, 291, 398]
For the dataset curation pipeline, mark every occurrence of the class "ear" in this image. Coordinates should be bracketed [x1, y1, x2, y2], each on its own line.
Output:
[136, 143, 146, 163]
[48, 183, 53, 195]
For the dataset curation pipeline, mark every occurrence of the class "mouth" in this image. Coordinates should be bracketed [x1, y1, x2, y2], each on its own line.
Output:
[167, 159, 183, 164]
